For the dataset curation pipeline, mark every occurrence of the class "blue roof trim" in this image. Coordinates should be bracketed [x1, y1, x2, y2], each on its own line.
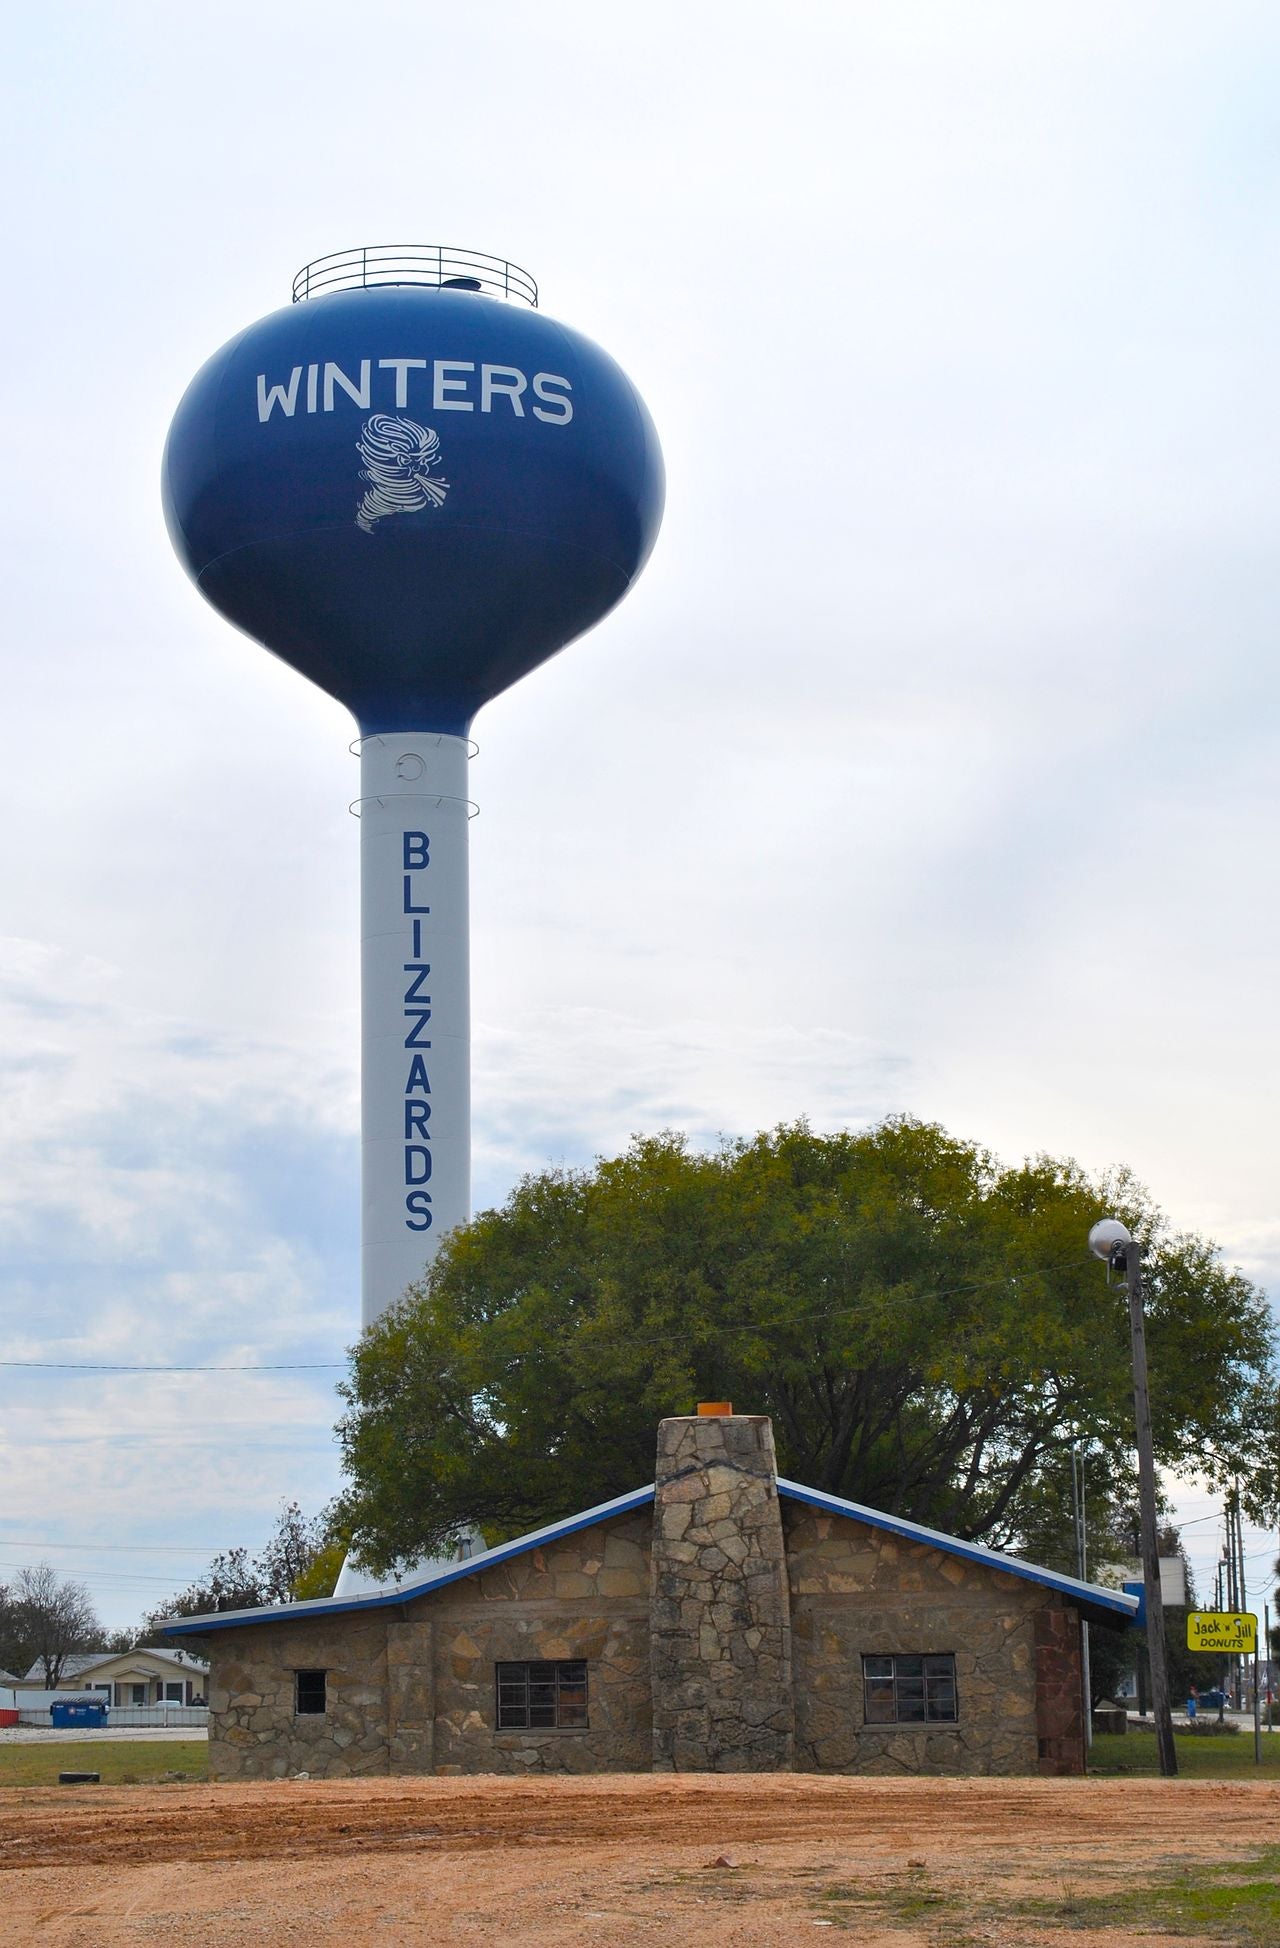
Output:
[775, 1478, 1139, 1619]
[160, 1484, 657, 1637]
[161, 1473, 1137, 1638]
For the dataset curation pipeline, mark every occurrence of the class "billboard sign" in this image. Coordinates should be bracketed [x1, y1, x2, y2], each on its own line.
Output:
[1187, 1612, 1257, 1653]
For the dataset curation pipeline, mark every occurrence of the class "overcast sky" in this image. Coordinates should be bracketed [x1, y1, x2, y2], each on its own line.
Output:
[1, 1, 1277, 1632]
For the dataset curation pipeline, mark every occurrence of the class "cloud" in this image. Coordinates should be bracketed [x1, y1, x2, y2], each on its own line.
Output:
[0, 935, 355, 1619]
[470, 1006, 912, 1210]
[0, 936, 356, 1312]
[2, 0, 1279, 1629]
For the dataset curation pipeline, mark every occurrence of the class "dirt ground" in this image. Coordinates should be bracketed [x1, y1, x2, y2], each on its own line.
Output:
[3, 1772, 1279, 1946]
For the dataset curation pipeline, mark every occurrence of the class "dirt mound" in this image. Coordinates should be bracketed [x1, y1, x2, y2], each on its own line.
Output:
[4, 1773, 1278, 1944]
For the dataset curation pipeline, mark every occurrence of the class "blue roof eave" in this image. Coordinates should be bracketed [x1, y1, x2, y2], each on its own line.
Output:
[158, 1484, 658, 1637]
[775, 1478, 1140, 1620]
[161, 1475, 1138, 1639]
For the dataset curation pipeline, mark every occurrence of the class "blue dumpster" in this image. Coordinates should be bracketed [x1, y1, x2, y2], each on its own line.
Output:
[50, 1699, 107, 1728]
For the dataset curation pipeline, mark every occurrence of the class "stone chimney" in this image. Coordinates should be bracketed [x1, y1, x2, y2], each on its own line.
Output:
[649, 1411, 795, 1770]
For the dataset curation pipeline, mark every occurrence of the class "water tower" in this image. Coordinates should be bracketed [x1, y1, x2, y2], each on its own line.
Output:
[164, 246, 664, 1334]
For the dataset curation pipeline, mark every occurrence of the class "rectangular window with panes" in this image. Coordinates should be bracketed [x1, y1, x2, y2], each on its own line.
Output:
[294, 1669, 327, 1716]
[862, 1653, 957, 1724]
[495, 1660, 588, 1730]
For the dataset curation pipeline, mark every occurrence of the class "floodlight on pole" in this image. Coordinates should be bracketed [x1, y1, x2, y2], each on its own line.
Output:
[1088, 1218, 1133, 1263]
[1089, 1214, 1178, 1778]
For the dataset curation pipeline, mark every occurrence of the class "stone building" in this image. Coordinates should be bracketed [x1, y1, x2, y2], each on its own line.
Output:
[164, 1411, 1135, 1780]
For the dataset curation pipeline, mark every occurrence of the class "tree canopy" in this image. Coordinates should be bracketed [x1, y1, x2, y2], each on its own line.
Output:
[0, 1565, 101, 1687]
[335, 1118, 1277, 1578]
[138, 1501, 332, 1654]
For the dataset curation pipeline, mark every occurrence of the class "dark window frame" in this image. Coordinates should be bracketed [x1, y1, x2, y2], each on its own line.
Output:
[294, 1668, 327, 1716]
[495, 1659, 588, 1731]
[862, 1653, 958, 1726]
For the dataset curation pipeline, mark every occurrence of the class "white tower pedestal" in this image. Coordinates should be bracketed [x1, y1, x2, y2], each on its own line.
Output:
[357, 732, 473, 1332]
[334, 732, 481, 1598]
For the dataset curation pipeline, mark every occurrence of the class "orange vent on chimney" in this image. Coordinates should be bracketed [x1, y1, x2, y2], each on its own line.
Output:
[697, 1401, 734, 1416]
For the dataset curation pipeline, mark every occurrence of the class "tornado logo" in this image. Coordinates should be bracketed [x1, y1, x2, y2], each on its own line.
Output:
[356, 414, 450, 533]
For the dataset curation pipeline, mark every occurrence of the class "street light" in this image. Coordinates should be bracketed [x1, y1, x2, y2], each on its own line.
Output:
[1088, 1217, 1179, 1778]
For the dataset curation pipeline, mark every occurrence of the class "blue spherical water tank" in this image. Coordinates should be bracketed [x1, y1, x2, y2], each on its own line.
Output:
[162, 253, 664, 735]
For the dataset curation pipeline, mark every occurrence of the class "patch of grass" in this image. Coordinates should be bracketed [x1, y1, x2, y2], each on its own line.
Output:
[0, 1739, 208, 1787]
[812, 1870, 961, 1932]
[1016, 1858, 1280, 1943]
[812, 1849, 1280, 1942]
[1166, 1879, 1280, 1943]
[1090, 1728, 1280, 1777]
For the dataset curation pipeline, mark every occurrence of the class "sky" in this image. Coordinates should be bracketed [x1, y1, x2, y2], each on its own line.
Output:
[1, 0, 1278, 1633]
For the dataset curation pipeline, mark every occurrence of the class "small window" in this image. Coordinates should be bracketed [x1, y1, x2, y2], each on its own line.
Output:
[495, 1660, 588, 1730]
[295, 1669, 327, 1716]
[862, 1653, 957, 1725]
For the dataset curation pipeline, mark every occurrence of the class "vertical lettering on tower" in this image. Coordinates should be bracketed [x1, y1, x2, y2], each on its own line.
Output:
[402, 828, 433, 1231]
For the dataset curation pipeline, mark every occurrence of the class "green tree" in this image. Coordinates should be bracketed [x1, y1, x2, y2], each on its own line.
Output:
[252, 1500, 332, 1602]
[1087, 1621, 1135, 1706]
[998, 1445, 1141, 1583]
[1, 1565, 102, 1687]
[292, 1539, 346, 1601]
[142, 1501, 333, 1652]
[335, 1119, 1277, 1578]
[0, 1586, 29, 1680]
[1154, 1524, 1213, 1707]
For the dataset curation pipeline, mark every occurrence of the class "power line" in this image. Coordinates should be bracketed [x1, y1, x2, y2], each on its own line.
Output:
[0, 1539, 242, 1554]
[0, 1438, 335, 1452]
[0, 1363, 339, 1376]
[0, 1255, 1103, 1376]
[0, 1562, 210, 1586]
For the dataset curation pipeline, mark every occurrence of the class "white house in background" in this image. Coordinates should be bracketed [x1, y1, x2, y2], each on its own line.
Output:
[16, 1647, 208, 1706]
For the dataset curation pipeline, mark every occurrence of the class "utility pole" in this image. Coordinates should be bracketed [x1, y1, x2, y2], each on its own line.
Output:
[1071, 1440, 1093, 1746]
[1235, 1493, 1244, 1710]
[1088, 1221, 1178, 1777]
[1225, 1487, 1247, 1710]
[1224, 1505, 1238, 1708]
[1236, 1494, 1249, 1711]
[1266, 1601, 1273, 1735]
[1123, 1239, 1178, 1775]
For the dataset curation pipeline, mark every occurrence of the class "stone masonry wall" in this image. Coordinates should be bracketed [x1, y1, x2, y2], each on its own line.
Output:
[206, 1508, 652, 1781]
[205, 1430, 1087, 1782]
[423, 1508, 652, 1774]
[785, 1501, 1063, 1776]
[208, 1610, 393, 1781]
[1033, 1602, 1085, 1775]
[650, 1414, 795, 1771]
